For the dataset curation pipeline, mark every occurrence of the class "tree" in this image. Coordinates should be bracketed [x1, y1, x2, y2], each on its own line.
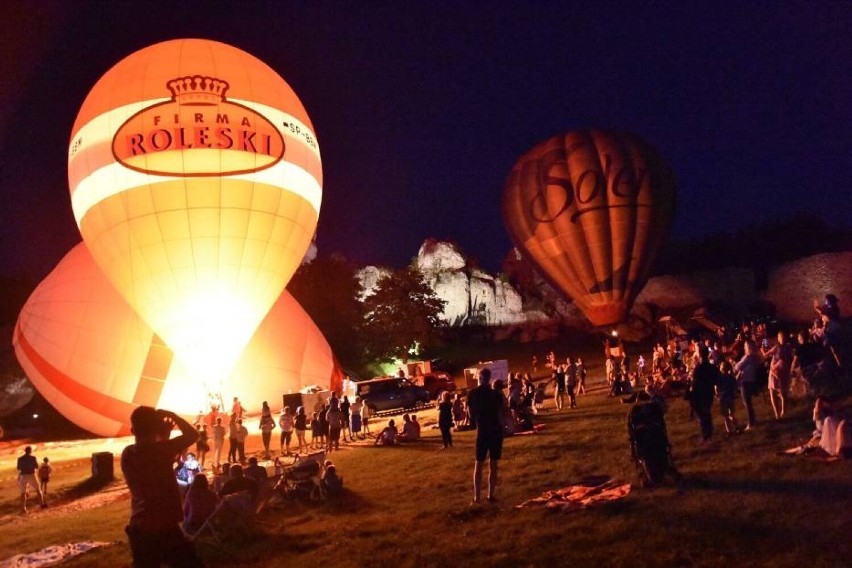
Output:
[361, 268, 446, 364]
[286, 254, 365, 368]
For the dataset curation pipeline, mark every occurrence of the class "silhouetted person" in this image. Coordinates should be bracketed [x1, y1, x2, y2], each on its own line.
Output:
[121, 406, 201, 567]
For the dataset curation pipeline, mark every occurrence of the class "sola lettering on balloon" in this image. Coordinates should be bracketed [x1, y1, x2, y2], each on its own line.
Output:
[502, 130, 676, 327]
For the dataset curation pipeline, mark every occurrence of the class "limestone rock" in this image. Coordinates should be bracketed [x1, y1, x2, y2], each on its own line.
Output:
[416, 240, 466, 272]
[636, 267, 755, 311]
[356, 265, 392, 299]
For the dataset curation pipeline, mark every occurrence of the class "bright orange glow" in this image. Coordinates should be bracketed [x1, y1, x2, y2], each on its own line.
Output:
[502, 130, 676, 327]
[67, 39, 321, 379]
[14, 244, 340, 437]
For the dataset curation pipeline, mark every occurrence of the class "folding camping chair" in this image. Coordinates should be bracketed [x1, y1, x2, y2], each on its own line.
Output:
[274, 450, 326, 502]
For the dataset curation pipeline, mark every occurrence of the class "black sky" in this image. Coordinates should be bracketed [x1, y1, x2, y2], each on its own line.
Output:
[1, 1, 851, 281]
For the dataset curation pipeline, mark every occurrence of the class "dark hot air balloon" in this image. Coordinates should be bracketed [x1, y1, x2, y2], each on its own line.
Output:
[502, 130, 676, 327]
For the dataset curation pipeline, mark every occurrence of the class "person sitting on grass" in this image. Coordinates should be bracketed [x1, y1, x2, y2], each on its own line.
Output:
[375, 419, 398, 446]
[245, 456, 268, 483]
[398, 414, 420, 442]
[183, 473, 218, 534]
[811, 399, 851, 458]
[219, 463, 259, 501]
[322, 461, 343, 495]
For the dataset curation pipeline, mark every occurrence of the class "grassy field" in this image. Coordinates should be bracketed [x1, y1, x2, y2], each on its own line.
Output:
[1, 382, 850, 568]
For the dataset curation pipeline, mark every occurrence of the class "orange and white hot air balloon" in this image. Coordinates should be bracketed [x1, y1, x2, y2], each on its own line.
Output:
[13, 244, 340, 437]
[503, 130, 676, 327]
[67, 39, 321, 385]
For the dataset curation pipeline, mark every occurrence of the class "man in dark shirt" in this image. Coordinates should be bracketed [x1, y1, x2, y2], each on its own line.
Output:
[219, 464, 259, 500]
[17, 445, 45, 513]
[467, 368, 505, 504]
[245, 457, 268, 484]
[121, 406, 201, 567]
[690, 348, 719, 442]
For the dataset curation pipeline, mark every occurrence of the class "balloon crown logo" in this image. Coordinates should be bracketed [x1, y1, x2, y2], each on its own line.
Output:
[166, 75, 230, 104]
[111, 75, 285, 176]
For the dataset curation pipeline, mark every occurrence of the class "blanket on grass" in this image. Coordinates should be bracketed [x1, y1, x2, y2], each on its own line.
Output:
[0, 541, 118, 568]
[516, 476, 631, 511]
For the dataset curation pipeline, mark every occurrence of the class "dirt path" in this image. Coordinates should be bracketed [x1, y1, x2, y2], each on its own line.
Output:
[0, 482, 130, 527]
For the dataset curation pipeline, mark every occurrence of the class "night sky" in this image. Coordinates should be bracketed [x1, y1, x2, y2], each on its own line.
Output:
[1, 2, 851, 281]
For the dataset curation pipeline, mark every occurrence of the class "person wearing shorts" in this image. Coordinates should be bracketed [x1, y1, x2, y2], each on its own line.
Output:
[17, 446, 45, 513]
[466, 368, 506, 504]
[279, 406, 295, 456]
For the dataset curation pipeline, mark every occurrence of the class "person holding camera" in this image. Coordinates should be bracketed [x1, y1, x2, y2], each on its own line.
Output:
[121, 406, 201, 566]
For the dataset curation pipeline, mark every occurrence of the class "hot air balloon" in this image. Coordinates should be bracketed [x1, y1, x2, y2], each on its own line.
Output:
[13, 244, 340, 437]
[502, 130, 676, 327]
[67, 39, 322, 387]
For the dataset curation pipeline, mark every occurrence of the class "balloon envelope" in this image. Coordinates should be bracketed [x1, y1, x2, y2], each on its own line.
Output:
[13, 244, 340, 437]
[67, 38, 322, 380]
[502, 130, 676, 326]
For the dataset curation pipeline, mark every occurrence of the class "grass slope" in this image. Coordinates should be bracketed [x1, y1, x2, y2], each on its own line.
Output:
[1, 389, 850, 568]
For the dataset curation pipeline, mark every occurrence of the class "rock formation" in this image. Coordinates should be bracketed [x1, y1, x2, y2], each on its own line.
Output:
[357, 240, 851, 337]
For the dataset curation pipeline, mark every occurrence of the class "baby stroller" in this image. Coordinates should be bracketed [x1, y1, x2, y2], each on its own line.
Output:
[274, 451, 326, 501]
[627, 399, 680, 487]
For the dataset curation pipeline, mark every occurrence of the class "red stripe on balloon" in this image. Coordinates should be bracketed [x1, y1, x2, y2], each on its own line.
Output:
[14, 321, 136, 435]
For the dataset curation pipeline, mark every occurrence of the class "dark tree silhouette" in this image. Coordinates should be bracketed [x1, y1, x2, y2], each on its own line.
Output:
[361, 268, 446, 364]
[286, 254, 366, 368]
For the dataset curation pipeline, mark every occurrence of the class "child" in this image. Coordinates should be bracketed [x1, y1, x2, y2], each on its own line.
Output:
[361, 402, 371, 436]
[322, 460, 343, 495]
[38, 457, 52, 497]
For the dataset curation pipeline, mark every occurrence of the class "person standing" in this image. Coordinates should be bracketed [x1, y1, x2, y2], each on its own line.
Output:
[259, 401, 276, 459]
[121, 406, 201, 566]
[552, 365, 566, 410]
[467, 368, 506, 504]
[294, 406, 308, 454]
[576, 357, 587, 395]
[38, 457, 52, 499]
[17, 446, 45, 513]
[690, 348, 719, 443]
[278, 406, 295, 456]
[764, 331, 793, 420]
[211, 417, 226, 470]
[350, 396, 363, 440]
[326, 398, 343, 452]
[734, 340, 762, 430]
[438, 391, 454, 449]
[235, 419, 249, 464]
[231, 397, 243, 422]
[565, 358, 578, 409]
[227, 414, 239, 463]
[340, 395, 352, 443]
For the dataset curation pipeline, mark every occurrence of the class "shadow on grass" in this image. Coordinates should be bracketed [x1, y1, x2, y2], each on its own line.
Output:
[683, 474, 851, 499]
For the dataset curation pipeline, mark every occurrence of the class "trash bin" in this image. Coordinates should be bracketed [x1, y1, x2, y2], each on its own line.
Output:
[92, 451, 114, 482]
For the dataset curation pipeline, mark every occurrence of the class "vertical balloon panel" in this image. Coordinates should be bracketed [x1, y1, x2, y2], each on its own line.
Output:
[67, 39, 322, 382]
[503, 130, 676, 327]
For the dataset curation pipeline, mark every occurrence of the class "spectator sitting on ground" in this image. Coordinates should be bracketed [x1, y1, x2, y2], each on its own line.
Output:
[176, 452, 201, 487]
[218, 464, 259, 500]
[816, 402, 851, 458]
[322, 461, 343, 495]
[398, 414, 420, 441]
[183, 474, 218, 534]
[212, 463, 231, 493]
[245, 457, 268, 483]
[411, 415, 421, 438]
[375, 420, 398, 446]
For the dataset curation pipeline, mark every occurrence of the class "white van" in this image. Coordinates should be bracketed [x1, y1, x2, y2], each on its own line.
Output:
[463, 360, 510, 390]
